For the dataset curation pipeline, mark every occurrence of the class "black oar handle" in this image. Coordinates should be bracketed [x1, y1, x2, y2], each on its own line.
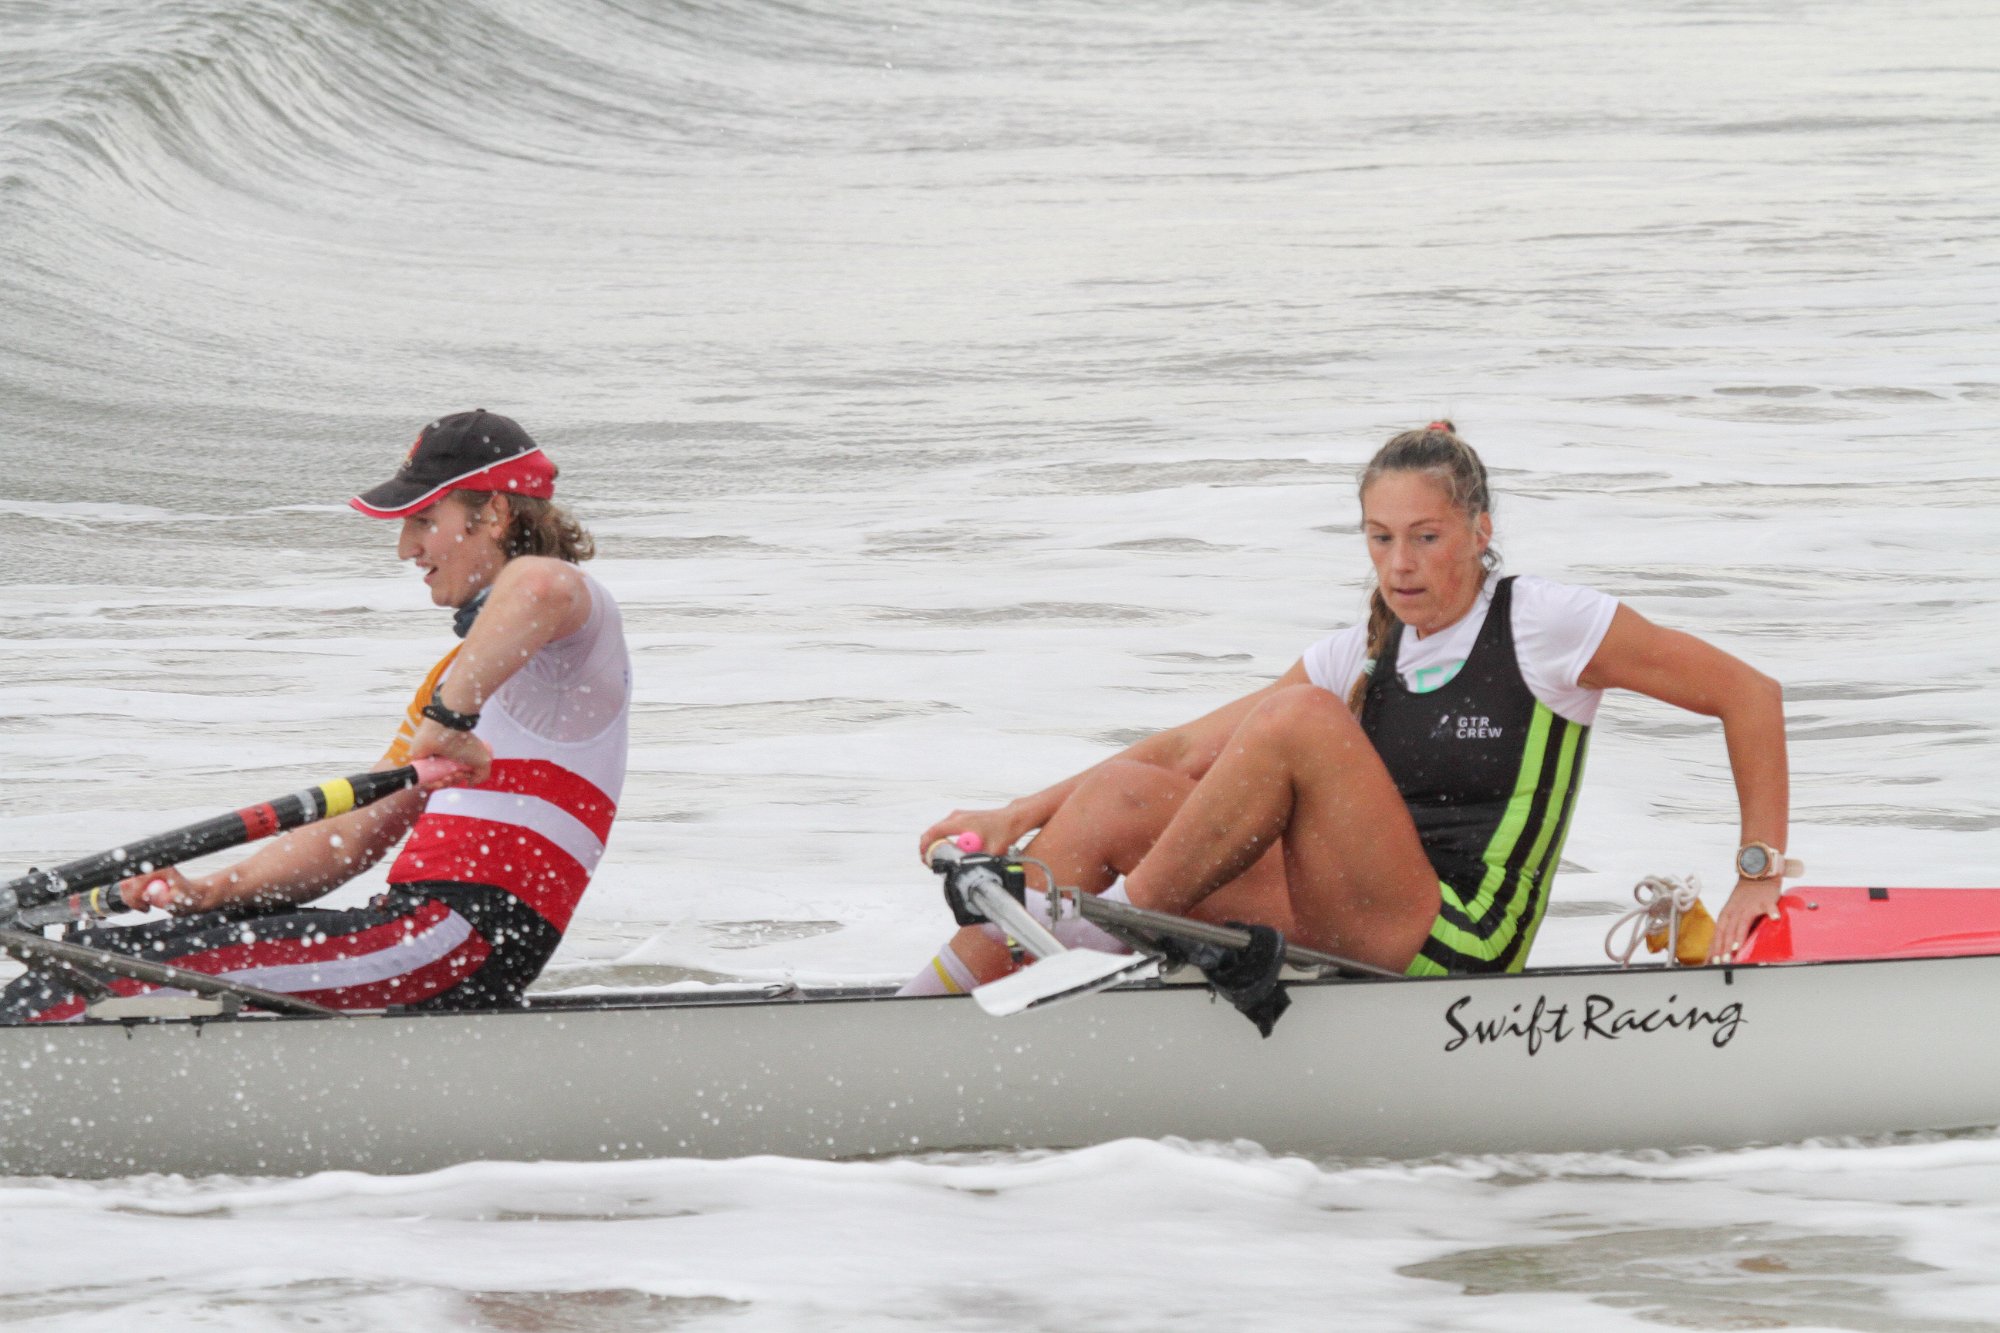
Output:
[0, 761, 453, 921]
[12, 885, 125, 931]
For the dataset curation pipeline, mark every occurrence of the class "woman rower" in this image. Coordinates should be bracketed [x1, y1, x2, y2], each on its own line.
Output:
[902, 421, 1789, 993]
[0, 410, 631, 1021]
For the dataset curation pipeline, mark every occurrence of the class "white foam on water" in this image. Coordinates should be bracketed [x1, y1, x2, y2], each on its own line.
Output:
[3, 1137, 2000, 1329]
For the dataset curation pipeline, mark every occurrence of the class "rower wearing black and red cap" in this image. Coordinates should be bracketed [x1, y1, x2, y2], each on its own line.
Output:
[0, 411, 631, 1022]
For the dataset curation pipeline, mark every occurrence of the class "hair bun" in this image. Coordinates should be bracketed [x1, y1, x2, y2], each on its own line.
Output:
[1425, 419, 1455, 433]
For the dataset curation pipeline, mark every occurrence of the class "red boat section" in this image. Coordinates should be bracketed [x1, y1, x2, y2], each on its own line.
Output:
[1735, 886, 2000, 964]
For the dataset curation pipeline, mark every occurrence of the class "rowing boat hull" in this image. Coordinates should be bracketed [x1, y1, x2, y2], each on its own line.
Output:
[1, 954, 1993, 1177]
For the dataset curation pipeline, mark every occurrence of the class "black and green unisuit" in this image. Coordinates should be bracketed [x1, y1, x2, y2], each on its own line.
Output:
[1360, 576, 1590, 976]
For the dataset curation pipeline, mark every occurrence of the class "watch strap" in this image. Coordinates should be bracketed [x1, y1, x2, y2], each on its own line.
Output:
[422, 686, 481, 732]
[1737, 842, 1802, 880]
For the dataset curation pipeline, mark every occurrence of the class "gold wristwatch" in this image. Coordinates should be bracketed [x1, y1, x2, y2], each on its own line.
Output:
[1735, 841, 1802, 881]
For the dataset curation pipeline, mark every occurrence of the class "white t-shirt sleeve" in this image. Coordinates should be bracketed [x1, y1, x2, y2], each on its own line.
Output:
[1510, 575, 1619, 725]
[1301, 622, 1369, 698]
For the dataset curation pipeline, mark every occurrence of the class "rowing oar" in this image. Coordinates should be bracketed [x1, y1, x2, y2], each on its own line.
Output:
[0, 927, 346, 1018]
[0, 757, 460, 927]
[0, 758, 461, 1020]
[926, 838, 1157, 1016]
[1068, 892, 1404, 981]
[928, 836, 1404, 1025]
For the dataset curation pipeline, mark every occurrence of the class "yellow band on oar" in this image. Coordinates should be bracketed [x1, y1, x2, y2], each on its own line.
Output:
[320, 778, 357, 818]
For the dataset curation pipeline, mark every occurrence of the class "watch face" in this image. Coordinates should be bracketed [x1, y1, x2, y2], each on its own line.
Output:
[1738, 846, 1771, 877]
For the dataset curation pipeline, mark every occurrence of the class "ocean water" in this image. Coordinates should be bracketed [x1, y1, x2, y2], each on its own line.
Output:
[2, 0, 1999, 1326]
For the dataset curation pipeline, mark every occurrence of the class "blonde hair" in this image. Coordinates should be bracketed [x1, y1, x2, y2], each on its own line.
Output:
[1344, 420, 1499, 715]
[454, 491, 596, 563]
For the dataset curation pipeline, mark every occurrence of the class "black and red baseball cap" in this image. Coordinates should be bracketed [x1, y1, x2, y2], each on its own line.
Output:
[350, 409, 558, 519]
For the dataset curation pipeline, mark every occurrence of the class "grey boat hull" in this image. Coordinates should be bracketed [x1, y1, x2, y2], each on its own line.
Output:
[0, 954, 1990, 1177]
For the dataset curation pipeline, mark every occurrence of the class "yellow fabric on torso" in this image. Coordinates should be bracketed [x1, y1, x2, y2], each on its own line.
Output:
[383, 644, 462, 767]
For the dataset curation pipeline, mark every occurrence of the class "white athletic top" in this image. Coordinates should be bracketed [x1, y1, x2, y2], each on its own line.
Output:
[1301, 575, 1619, 726]
[486, 572, 631, 748]
[388, 572, 631, 931]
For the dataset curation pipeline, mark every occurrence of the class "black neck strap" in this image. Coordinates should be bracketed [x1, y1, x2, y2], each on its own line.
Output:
[452, 587, 491, 639]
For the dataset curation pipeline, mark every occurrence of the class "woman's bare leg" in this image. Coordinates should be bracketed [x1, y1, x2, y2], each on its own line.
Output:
[1031, 759, 1292, 931]
[1025, 758, 1193, 892]
[1124, 685, 1439, 971]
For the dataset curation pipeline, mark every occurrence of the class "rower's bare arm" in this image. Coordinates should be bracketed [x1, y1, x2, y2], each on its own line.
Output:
[1579, 604, 1789, 960]
[916, 660, 1312, 858]
[118, 759, 426, 915]
[411, 557, 592, 783]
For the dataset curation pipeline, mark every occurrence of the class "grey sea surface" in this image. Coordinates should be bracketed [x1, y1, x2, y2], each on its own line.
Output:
[2, 0, 1999, 1327]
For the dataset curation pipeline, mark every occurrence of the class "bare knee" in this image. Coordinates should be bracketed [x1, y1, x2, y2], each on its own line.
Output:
[1231, 684, 1366, 757]
[1076, 758, 1194, 815]
[1038, 759, 1192, 887]
[1066, 759, 1194, 853]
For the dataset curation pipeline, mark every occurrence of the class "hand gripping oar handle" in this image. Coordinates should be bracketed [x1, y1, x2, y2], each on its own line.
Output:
[925, 838, 1066, 960]
[926, 837, 1157, 1016]
[0, 758, 460, 923]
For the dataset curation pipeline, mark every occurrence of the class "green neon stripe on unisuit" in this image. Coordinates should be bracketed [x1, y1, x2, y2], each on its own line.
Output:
[1509, 725, 1588, 961]
[1431, 878, 1532, 955]
[1423, 701, 1590, 972]
[1427, 901, 1524, 960]
[1518, 718, 1584, 893]
[1456, 703, 1556, 925]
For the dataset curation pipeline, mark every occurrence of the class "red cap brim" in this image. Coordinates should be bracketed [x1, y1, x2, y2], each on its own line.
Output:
[350, 449, 558, 519]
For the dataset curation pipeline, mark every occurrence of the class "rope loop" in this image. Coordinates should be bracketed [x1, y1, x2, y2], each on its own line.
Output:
[1605, 873, 1703, 966]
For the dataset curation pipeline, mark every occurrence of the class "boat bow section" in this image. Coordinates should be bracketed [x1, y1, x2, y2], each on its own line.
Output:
[1736, 886, 2000, 963]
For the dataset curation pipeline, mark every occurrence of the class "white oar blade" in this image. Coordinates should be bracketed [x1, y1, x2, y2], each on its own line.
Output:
[973, 949, 1155, 1017]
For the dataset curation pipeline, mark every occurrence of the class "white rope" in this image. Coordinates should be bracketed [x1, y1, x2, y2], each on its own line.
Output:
[1604, 873, 1703, 967]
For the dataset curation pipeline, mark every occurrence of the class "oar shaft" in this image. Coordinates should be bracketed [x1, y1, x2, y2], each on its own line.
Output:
[0, 761, 448, 921]
[1071, 890, 1404, 980]
[926, 838, 1066, 959]
[966, 876, 1066, 960]
[0, 927, 344, 1018]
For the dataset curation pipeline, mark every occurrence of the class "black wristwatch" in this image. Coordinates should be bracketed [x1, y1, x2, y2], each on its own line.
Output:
[422, 686, 481, 732]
